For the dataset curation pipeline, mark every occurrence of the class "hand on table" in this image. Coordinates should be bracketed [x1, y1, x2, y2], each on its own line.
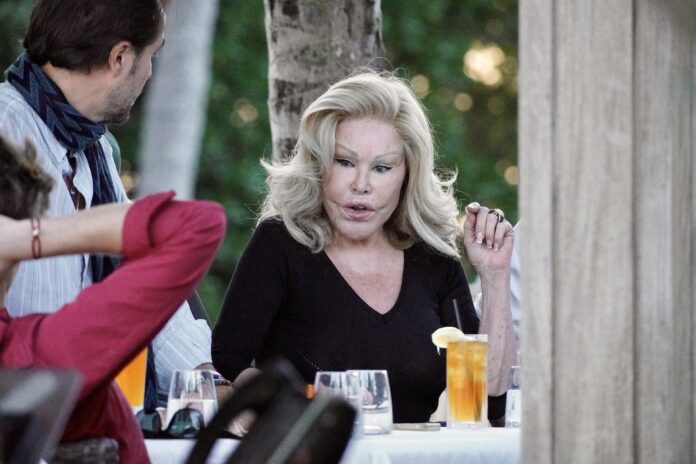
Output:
[219, 367, 261, 437]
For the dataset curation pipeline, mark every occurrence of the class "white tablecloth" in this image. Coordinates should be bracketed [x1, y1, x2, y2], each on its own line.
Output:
[146, 428, 520, 464]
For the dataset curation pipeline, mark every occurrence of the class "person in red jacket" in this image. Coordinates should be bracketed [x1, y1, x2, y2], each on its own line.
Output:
[0, 135, 226, 463]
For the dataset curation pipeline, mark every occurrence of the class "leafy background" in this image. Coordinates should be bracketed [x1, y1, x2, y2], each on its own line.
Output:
[0, 0, 518, 322]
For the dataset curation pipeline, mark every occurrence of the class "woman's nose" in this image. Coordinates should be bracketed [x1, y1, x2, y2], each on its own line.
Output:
[351, 169, 371, 194]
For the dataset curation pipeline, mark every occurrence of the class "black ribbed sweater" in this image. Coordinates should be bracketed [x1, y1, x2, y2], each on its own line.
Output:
[212, 219, 504, 422]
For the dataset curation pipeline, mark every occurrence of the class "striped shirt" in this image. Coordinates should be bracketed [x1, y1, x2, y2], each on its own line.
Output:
[0, 82, 212, 398]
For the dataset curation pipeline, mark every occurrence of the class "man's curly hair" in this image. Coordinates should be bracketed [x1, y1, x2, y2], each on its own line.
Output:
[0, 135, 53, 219]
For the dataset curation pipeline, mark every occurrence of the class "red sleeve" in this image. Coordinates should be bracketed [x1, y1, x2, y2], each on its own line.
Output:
[3, 192, 226, 400]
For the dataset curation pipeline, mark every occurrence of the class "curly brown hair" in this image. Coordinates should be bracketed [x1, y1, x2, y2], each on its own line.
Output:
[0, 136, 53, 219]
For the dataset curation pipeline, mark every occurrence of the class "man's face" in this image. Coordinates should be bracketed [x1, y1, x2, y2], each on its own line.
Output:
[101, 34, 165, 124]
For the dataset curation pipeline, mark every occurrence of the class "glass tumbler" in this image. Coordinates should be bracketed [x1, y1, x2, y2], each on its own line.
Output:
[314, 371, 363, 437]
[447, 334, 488, 429]
[505, 365, 521, 428]
[348, 370, 393, 435]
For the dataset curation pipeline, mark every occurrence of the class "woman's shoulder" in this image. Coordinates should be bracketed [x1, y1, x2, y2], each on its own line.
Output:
[253, 217, 308, 252]
[256, 216, 286, 233]
[251, 217, 292, 243]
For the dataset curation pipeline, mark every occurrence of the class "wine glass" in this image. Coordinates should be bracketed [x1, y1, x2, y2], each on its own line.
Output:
[167, 370, 217, 428]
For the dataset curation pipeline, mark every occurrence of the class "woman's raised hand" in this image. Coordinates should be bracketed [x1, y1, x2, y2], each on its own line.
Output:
[460, 202, 514, 275]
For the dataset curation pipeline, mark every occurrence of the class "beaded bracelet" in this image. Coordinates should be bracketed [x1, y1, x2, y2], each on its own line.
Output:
[30, 217, 41, 259]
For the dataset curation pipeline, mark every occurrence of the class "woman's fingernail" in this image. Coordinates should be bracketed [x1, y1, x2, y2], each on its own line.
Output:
[487, 240, 492, 249]
[477, 232, 484, 244]
[494, 243, 499, 252]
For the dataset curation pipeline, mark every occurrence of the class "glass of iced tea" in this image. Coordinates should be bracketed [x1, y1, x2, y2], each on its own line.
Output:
[446, 334, 487, 429]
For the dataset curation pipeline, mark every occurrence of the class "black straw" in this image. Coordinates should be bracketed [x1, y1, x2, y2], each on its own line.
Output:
[452, 299, 463, 332]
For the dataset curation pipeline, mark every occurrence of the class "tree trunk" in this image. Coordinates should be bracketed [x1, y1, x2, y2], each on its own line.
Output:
[137, 0, 219, 199]
[264, 0, 385, 160]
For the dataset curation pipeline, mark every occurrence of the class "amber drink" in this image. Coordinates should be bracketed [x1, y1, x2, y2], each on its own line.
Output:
[115, 347, 147, 407]
[447, 335, 487, 428]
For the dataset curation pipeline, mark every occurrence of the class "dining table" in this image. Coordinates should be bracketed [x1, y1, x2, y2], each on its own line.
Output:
[145, 427, 520, 463]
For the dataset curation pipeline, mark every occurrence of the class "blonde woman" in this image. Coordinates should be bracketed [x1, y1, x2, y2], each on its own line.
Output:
[212, 71, 517, 424]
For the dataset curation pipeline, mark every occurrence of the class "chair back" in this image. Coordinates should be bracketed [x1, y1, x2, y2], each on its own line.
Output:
[186, 360, 356, 464]
[0, 369, 81, 464]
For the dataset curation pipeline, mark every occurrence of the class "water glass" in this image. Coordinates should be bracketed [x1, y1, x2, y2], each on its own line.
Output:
[167, 370, 217, 428]
[505, 365, 521, 428]
[314, 371, 349, 396]
[447, 334, 488, 429]
[348, 370, 393, 435]
[314, 371, 363, 437]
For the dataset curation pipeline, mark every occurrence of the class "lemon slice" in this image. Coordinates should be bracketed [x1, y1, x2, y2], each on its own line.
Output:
[431, 327, 468, 354]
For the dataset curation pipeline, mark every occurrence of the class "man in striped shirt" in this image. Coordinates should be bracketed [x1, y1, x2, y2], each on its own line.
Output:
[0, 0, 225, 405]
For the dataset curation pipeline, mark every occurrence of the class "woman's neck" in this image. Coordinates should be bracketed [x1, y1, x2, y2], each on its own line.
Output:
[328, 229, 392, 253]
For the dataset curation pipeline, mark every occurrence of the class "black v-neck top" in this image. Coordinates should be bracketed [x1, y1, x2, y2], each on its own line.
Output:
[212, 219, 484, 422]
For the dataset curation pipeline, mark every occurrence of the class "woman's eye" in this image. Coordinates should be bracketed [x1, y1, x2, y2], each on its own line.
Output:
[335, 158, 353, 167]
[373, 165, 392, 173]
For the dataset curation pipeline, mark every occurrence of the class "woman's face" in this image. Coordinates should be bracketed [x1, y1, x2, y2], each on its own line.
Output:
[322, 118, 407, 246]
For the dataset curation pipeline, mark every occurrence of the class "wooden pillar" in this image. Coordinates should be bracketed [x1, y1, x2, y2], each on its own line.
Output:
[634, 2, 694, 462]
[519, 0, 695, 462]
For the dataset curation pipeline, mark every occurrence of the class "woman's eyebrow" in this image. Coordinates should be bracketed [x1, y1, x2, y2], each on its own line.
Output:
[335, 143, 403, 159]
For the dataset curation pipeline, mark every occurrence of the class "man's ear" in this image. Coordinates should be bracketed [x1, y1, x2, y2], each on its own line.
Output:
[107, 40, 135, 77]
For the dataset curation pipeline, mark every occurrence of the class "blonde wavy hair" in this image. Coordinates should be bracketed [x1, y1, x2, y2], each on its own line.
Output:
[260, 70, 461, 258]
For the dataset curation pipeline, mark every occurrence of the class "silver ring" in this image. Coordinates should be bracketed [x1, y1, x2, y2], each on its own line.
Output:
[488, 208, 505, 223]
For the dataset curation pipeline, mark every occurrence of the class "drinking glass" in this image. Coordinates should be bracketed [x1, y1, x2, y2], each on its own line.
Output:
[348, 370, 392, 435]
[314, 371, 363, 438]
[447, 334, 488, 429]
[313, 371, 349, 396]
[505, 365, 521, 428]
[166, 370, 217, 428]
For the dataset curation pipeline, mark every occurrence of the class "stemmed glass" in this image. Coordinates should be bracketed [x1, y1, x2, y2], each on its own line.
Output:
[167, 370, 218, 428]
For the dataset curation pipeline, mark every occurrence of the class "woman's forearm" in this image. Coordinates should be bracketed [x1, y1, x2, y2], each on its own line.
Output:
[479, 269, 518, 396]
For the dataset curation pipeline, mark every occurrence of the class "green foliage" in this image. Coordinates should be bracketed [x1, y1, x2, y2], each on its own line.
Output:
[382, 0, 518, 277]
[0, 0, 518, 322]
[192, 2, 270, 322]
[120, 2, 271, 323]
[0, 1, 34, 65]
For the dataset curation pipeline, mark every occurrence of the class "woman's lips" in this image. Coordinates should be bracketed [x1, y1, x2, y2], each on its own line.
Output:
[343, 202, 374, 220]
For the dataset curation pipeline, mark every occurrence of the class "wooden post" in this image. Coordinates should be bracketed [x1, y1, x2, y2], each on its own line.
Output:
[519, 0, 695, 462]
[634, 2, 694, 462]
[518, 0, 554, 462]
